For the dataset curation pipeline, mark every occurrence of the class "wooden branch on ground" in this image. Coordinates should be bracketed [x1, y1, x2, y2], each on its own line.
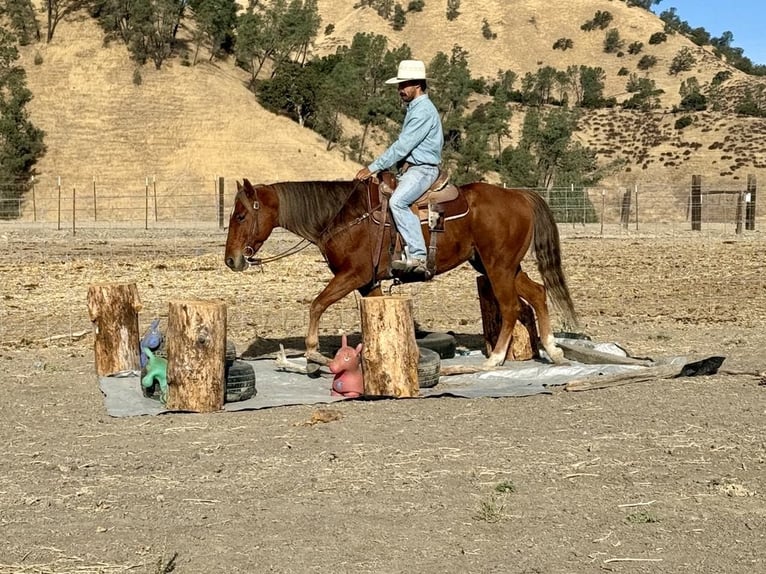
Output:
[274, 344, 309, 374]
[564, 364, 683, 392]
[556, 340, 653, 366]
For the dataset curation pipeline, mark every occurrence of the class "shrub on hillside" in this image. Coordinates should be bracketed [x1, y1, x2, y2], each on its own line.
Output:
[627, 41, 643, 55]
[637, 55, 657, 70]
[446, 0, 460, 20]
[481, 19, 496, 40]
[553, 38, 573, 51]
[407, 0, 425, 11]
[648, 31, 667, 45]
[674, 115, 693, 130]
[581, 10, 613, 31]
[669, 47, 696, 75]
[604, 29, 623, 53]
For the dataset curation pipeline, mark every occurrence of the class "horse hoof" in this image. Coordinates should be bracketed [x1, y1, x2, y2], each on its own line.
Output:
[548, 347, 565, 364]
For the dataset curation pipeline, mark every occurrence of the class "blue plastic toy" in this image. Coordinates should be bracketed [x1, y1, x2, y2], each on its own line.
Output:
[140, 318, 164, 368]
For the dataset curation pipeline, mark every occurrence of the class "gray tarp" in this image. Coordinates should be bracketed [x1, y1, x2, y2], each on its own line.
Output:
[99, 339, 686, 418]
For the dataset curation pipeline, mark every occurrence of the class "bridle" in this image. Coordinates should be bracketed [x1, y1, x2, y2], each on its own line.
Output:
[234, 184, 311, 266]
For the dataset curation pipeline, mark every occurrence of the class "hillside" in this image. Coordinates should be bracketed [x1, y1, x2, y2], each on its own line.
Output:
[18, 14, 358, 200]
[14, 0, 766, 218]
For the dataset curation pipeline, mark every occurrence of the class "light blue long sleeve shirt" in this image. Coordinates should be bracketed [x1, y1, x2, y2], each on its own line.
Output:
[368, 93, 443, 173]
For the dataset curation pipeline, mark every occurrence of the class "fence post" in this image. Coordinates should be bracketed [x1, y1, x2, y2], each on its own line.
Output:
[57, 176, 61, 231]
[620, 188, 631, 229]
[600, 190, 605, 236]
[218, 176, 225, 229]
[691, 175, 701, 231]
[145, 177, 149, 230]
[31, 175, 37, 222]
[72, 186, 76, 235]
[735, 191, 745, 235]
[745, 174, 756, 231]
[153, 176, 158, 222]
[634, 184, 639, 231]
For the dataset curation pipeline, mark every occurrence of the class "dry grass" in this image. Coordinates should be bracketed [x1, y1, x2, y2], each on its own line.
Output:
[13, 0, 766, 217]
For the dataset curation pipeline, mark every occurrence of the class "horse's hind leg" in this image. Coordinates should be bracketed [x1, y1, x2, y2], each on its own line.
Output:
[480, 273, 521, 367]
[515, 270, 564, 364]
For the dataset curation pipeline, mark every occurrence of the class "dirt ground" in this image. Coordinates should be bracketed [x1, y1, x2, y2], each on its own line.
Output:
[1, 226, 765, 573]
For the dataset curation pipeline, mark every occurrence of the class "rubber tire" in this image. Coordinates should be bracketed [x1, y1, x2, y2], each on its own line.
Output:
[416, 332, 456, 359]
[225, 340, 237, 367]
[417, 347, 441, 389]
[226, 360, 256, 402]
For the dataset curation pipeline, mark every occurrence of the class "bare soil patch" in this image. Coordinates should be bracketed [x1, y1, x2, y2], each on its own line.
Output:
[1, 228, 764, 573]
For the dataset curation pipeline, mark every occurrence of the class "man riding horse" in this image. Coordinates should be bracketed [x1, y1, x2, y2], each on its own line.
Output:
[354, 59, 444, 276]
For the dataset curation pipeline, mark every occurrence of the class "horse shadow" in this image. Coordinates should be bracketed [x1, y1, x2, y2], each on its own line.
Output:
[239, 330, 487, 360]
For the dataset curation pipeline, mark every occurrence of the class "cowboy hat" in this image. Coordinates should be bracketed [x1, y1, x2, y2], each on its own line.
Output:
[385, 60, 428, 85]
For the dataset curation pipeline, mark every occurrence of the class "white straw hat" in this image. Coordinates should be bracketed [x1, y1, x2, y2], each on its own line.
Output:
[385, 60, 428, 84]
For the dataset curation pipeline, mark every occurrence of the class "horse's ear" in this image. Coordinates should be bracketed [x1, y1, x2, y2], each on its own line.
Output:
[242, 178, 254, 191]
[355, 343, 363, 355]
[236, 180, 243, 192]
[341, 333, 348, 347]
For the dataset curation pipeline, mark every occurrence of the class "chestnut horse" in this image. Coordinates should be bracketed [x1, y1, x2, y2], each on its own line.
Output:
[224, 178, 577, 367]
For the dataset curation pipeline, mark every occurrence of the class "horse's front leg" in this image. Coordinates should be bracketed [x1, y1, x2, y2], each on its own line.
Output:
[305, 272, 364, 366]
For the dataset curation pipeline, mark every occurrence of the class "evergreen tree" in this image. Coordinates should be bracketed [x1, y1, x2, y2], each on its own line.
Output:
[0, 27, 45, 218]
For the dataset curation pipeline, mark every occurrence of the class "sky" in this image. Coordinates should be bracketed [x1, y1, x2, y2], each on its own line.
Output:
[652, 0, 766, 65]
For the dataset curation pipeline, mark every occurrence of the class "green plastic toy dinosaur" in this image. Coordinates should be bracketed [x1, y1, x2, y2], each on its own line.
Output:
[141, 348, 168, 404]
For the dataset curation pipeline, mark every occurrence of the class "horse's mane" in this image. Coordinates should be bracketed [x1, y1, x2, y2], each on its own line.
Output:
[272, 181, 363, 242]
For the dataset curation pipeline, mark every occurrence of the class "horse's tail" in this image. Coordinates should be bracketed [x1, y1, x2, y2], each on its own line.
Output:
[528, 191, 578, 329]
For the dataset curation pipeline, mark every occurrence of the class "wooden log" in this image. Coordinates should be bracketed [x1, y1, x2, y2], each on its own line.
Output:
[359, 295, 419, 397]
[476, 276, 538, 361]
[165, 299, 227, 413]
[86, 282, 142, 376]
[564, 364, 682, 392]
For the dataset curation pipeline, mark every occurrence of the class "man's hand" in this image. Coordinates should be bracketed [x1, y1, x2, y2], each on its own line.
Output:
[355, 167, 373, 181]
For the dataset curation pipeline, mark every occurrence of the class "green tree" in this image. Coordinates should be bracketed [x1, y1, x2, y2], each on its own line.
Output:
[669, 46, 695, 75]
[623, 74, 663, 110]
[427, 46, 472, 130]
[392, 3, 406, 30]
[44, 0, 87, 43]
[188, 0, 238, 63]
[5, 0, 40, 45]
[578, 66, 606, 108]
[678, 77, 706, 111]
[0, 27, 45, 218]
[603, 28, 623, 53]
[94, 0, 185, 69]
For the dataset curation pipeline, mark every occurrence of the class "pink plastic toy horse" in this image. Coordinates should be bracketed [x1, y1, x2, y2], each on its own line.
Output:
[329, 334, 364, 398]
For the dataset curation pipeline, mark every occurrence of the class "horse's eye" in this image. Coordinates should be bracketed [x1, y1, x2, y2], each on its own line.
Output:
[236, 212, 246, 223]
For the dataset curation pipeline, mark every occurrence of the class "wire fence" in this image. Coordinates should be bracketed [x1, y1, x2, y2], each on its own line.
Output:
[0, 174, 760, 236]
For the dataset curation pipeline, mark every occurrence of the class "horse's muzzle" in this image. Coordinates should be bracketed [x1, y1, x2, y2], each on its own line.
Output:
[225, 254, 248, 272]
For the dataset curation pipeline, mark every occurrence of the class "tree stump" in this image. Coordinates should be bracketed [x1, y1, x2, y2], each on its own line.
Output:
[359, 296, 419, 397]
[86, 282, 142, 376]
[476, 275, 539, 361]
[165, 300, 227, 413]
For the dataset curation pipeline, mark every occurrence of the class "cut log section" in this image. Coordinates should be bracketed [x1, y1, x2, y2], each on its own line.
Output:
[165, 299, 227, 413]
[359, 296, 419, 397]
[476, 275, 539, 361]
[86, 282, 142, 376]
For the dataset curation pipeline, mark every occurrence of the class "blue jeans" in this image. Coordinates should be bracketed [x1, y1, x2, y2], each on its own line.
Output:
[390, 164, 439, 260]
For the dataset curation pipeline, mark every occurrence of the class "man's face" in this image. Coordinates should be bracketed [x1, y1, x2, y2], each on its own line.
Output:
[398, 81, 420, 103]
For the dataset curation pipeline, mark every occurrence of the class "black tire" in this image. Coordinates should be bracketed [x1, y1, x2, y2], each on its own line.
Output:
[416, 331, 456, 359]
[226, 360, 256, 402]
[225, 339, 237, 367]
[417, 347, 441, 388]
